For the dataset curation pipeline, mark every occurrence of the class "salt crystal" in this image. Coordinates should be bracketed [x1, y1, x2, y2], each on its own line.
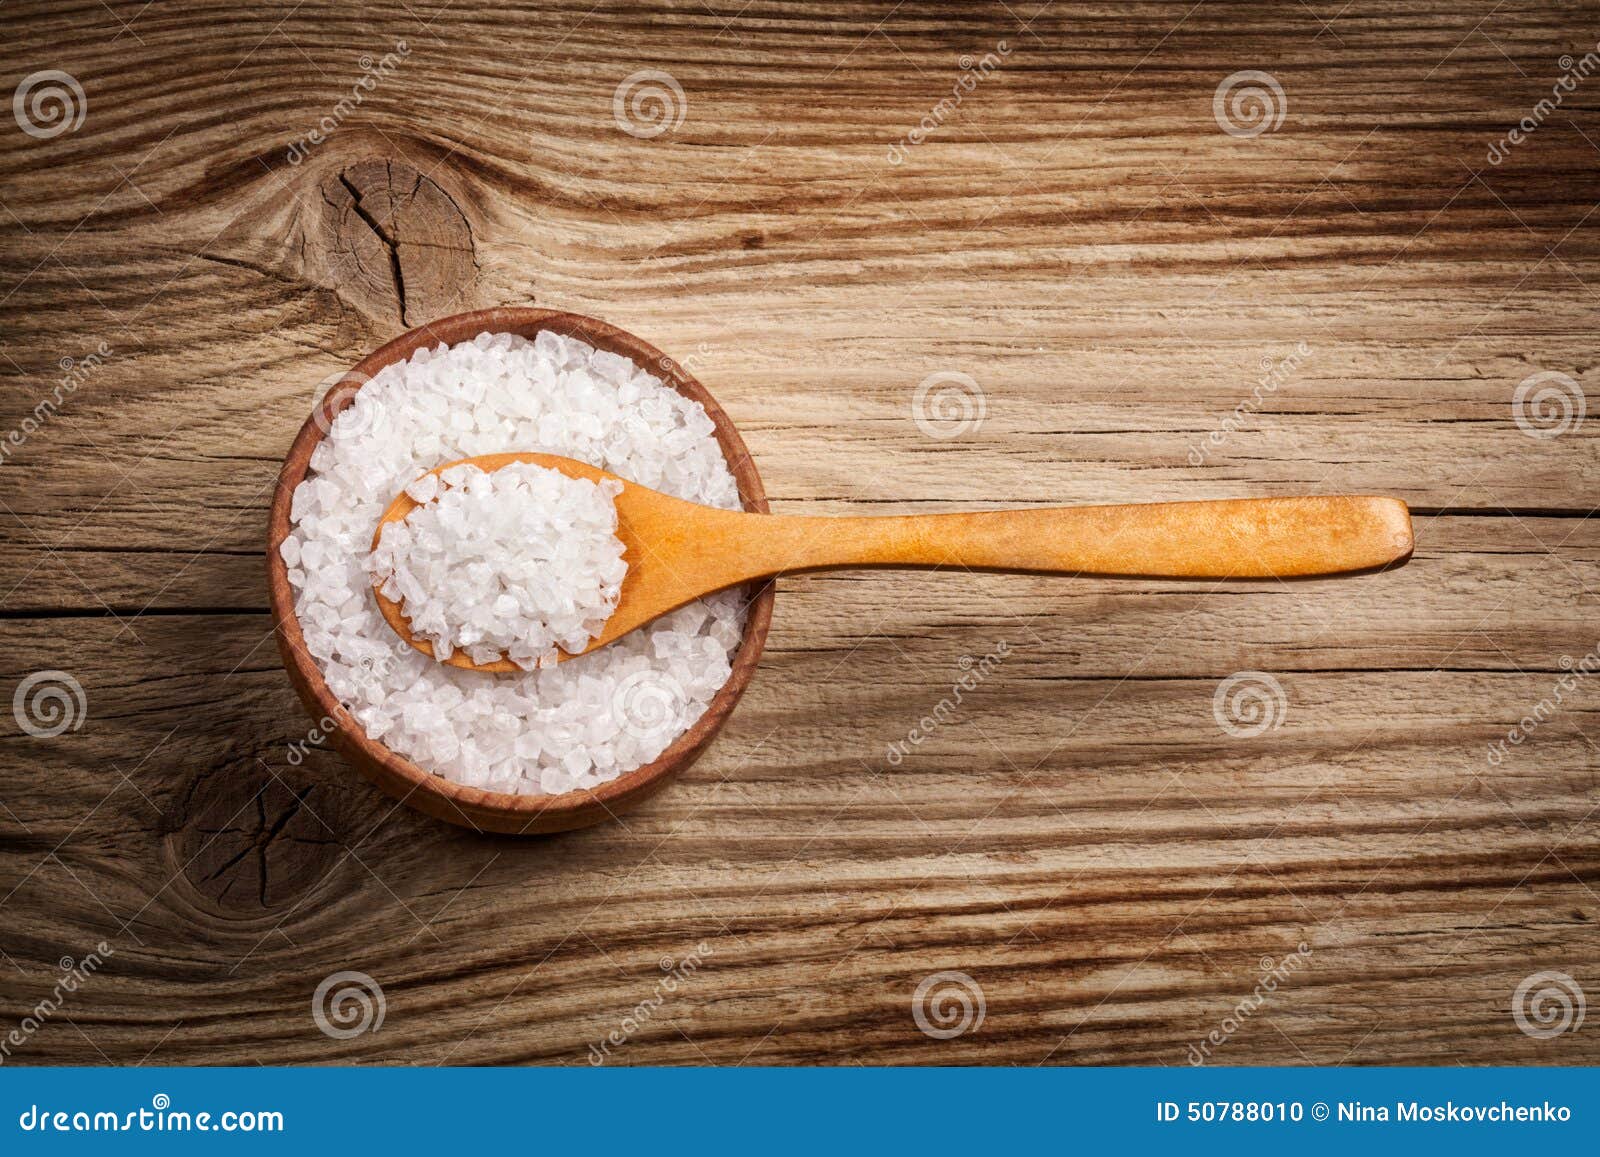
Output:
[404, 473, 440, 504]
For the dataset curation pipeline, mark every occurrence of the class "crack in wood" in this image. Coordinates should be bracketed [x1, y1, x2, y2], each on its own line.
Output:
[337, 169, 408, 325]
[167, 762, 344, 915]
[318, 158, 480, 329]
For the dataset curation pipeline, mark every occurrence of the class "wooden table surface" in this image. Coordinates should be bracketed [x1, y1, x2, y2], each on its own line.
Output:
[2, 1, 1597, 1066]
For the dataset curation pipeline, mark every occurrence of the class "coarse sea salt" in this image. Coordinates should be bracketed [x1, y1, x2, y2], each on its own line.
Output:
[369, 462, 627, 670]
[281, 330, 745, 797]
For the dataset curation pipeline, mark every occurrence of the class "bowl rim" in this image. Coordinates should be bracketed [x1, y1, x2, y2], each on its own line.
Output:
[266, 307, 775, 833]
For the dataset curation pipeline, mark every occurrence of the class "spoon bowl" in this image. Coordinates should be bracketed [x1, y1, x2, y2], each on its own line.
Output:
[372, 450, 770, 672]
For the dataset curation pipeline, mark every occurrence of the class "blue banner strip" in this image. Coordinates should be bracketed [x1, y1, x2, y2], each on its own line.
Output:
[2, 1066, 1594, 1152]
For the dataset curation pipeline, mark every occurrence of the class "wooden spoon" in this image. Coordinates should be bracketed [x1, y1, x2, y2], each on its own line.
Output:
[372, 452, 1414, 674]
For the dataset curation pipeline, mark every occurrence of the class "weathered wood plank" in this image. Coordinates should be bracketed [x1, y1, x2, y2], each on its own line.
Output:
[2, 608, 1597, 1064]
[1, 516, 1595, 675]
[2, 0, 1597, 1067]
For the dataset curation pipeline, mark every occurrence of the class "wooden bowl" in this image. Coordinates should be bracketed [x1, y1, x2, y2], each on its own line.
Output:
[266, 308, 775, 834]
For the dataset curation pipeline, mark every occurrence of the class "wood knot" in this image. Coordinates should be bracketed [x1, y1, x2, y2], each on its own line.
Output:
[168, 761, 343, 915]
[320, 158, 478, 328]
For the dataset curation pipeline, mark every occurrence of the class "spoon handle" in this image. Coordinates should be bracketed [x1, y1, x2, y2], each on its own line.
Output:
[730, 496, 1412, 580]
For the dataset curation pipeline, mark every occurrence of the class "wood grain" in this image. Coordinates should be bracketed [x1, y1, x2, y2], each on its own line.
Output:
[1, 0, 1597, 1066]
